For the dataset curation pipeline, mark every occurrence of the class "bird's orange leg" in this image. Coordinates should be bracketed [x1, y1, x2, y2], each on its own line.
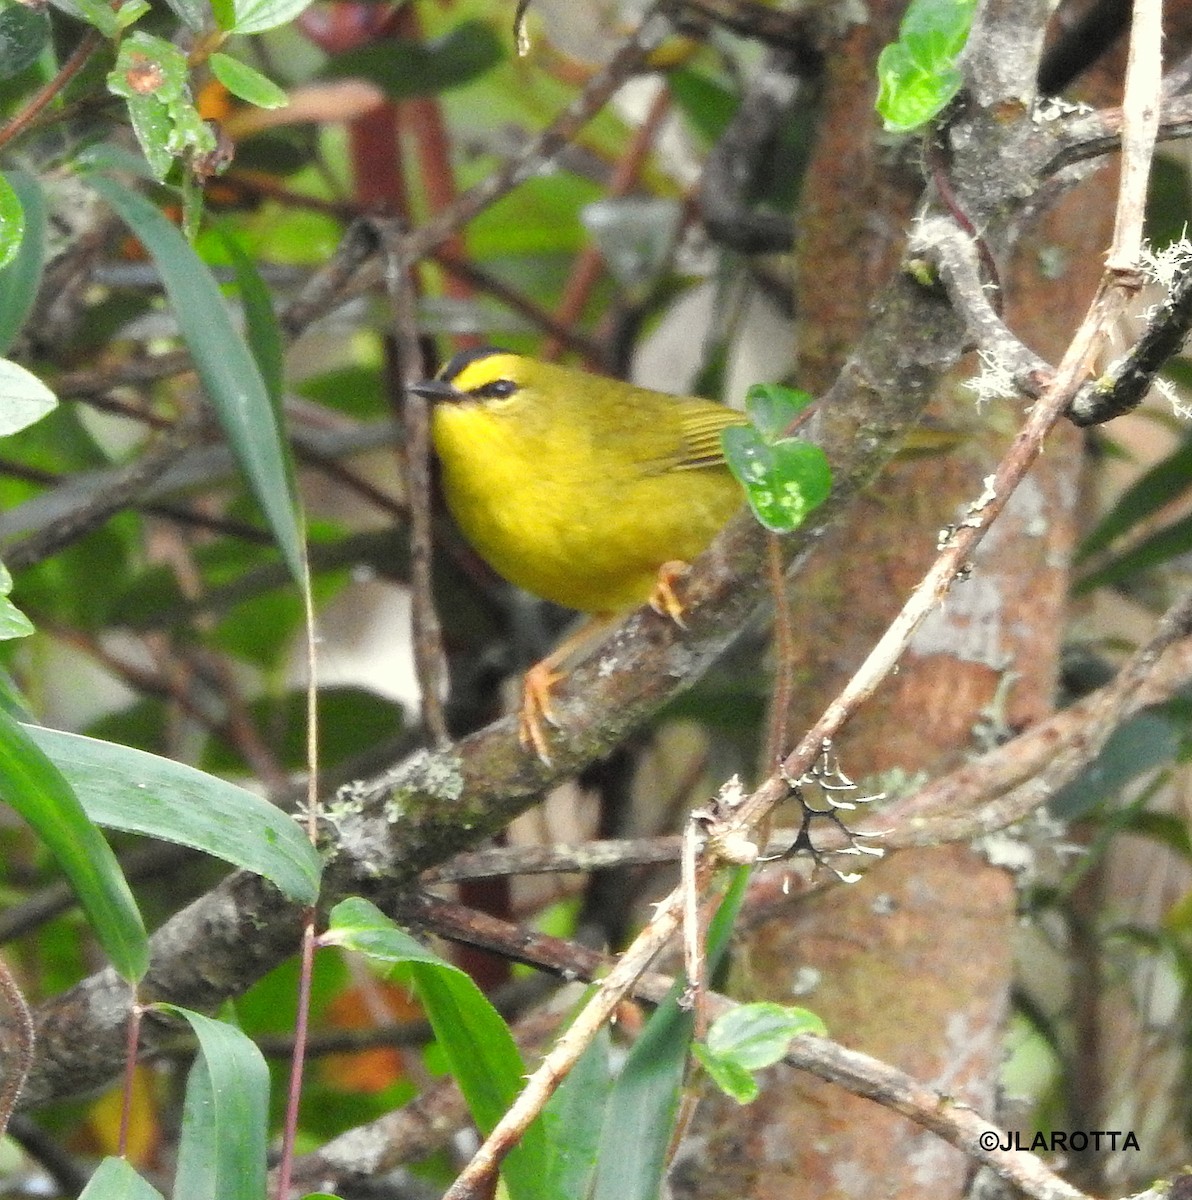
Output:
[519, 613, 617, 763]
[648, 560, 692, 628]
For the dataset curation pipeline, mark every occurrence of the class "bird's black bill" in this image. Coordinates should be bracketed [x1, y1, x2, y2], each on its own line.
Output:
[408, 379, 461, 402]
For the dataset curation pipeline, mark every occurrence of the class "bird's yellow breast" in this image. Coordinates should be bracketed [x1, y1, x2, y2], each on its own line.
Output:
[431, 374, 744, 613]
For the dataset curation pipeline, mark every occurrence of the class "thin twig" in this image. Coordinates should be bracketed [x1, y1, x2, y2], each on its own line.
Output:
[278, 2, 680, 337]
[912, 217, 1048, 391]
[779, 1036, 1092, 1200]
[1068, 257, 1192, 425]
[541, 85, 672, 362]
[273, 920, 317, 1200]
[1108, 0, 1162, 271]
[874, 588, 1192, 847]
[2, 406, 211, 571]
[0, 955, 34, 1136]
[376, 219, 451, 747]
[116, 1002, 141, 1157]
[763, 531, 795, 765]
[0, 30, 101, 153]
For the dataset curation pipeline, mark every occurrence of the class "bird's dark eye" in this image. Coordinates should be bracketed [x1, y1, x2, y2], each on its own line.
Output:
[475, 378, 517, 400]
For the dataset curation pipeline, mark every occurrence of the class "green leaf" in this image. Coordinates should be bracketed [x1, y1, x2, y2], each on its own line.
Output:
[874, 0, 976, 132]
[1050, 709, 1182, 819]
[0, 560, 33, 641]
[0, 359, 56, 435]
[167, 99, 217, 162]
[108, 33, 214, 178]
[322, 21, 505, 99]
[0, 170, 25, 273]
[107, 32, 190, 101]
[876, 44, 962, 133]
[79, 1157, 166, 1200]
[900, 0, 974, 53]
[115, 0, 151, 28]
[122, 94, 176, 180]
[83, 173, 306, 582]
[323, 899, 549, 1200]
[590, 868, 750, 1200]
[24, 724, 322, 904]
[1077, 435, 1192, 563]
[225, 0, 316, 35]
[722, 426, 832, 533]
[704, 1001, 826, 1070]
[158, 0, 214, 31]
[541, 1026, 612, 1199]
[0, 3, 50, 80]
[1146, 156, 1192, 251]
[723, 383, 831, 532]
[217, 227, 285, 408]
[0, 666, 34, 721]
[691, 1043, 758, 1103]
[1075, 508, 1192, 594]
[322, 898, 450, 965]
[210, 53, 288, 109]
[0, 170, 46, 354]
[161, 1007, 270, 1200]
[667, 68, 738, 148]
[744, 383, 815, 441]
[52, 0, 122, 38]
[0, 708, 148, 981]
[198, 686, 401, 774]
[590, 978, 690, 1200]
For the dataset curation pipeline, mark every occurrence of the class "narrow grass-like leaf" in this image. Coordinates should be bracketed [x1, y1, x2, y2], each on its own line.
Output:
[324, 898, 549, 1200]
[323, 897, 448, 963]
[161, 1007, 270, 1200]
[1075, 509, 1192, 594]
[1077, 436, 1192, 563]
[218, 227, 285, 408]
[24, 724, 321, 903]
[0, 169, 45, 353]
[592, 868, 750, 1200]
[541, 1025, 613, 1199]
[0, 709, 148, 980]
[83, 173, 305, 580]
[591, 977, 691, 1200]
[79, 1157, 166, 1200]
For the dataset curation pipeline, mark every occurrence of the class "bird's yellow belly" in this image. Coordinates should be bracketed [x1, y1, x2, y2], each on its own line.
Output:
[442, 461, 740, 613]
